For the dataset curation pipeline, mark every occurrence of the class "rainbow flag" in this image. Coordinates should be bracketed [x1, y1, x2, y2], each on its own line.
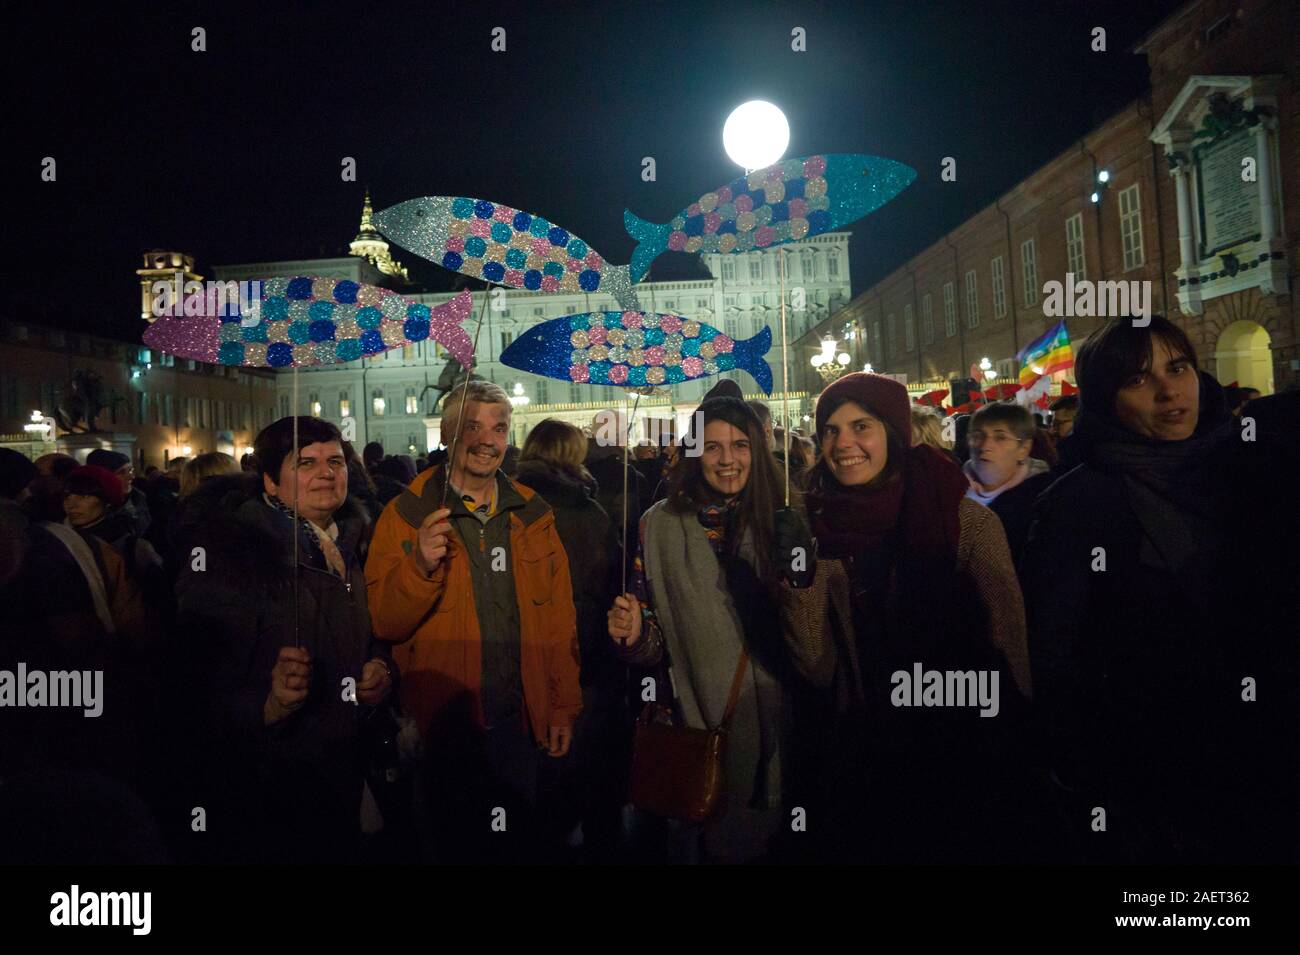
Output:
[1018, 321, 1073, 387]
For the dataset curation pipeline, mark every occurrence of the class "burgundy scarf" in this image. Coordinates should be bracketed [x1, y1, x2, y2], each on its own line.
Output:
[807, 443, 967, 563]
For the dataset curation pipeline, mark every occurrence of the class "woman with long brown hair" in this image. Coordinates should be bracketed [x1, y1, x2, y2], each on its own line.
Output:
[606, 387, 812, 863]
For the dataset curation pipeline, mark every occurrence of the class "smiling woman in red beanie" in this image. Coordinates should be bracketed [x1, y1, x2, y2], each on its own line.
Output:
[779, 372, 1038, 863]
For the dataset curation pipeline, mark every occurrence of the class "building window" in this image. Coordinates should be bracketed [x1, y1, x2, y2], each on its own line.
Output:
[921, 293, 935, 345]
[535, 379, 548, 404]
[1021, 239, 1038, 307]
[565, 305, 575, 315]
[533, 307, 544, 317]
[722, 260, 735, 282]
[725, 317, 738, 338]
[665, 300, 675, 311]
[903, 304, 915, 352]
[943, 282, 957, 337]
[886, 314, 897, 358]
[139, 392, 148, 425]
[1066, 212, 1086, 281]
[279, 394, 290, 418]
[828, 254, 839, 278]
[872, 321, 882, 361]
[406, 388, 418, 415]
[309, 392, 321, 417]
[162, 394, 171, 427]
[991, 255, 1007, 319]
[339, 391, 350, 419]
[749, 257, 762, 281]
[802, 251, 814, 278]
[964, 270, 979, 329]
[500, 331, 513, 353]
[372, 389, 386, 416]
[569, 382, 581, 404]
[697, 298, 709, 310]
[1119, 184, 1144, 270]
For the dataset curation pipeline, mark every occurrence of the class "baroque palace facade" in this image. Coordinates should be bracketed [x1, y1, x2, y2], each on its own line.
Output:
[213, 194, 852, 452]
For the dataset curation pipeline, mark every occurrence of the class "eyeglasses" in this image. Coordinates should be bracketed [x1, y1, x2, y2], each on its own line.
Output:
[968, 430, 1020, 445]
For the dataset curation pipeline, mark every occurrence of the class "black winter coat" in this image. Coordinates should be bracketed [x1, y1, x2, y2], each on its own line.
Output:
[172, 473, 388, 863]
[514, 459, 620, 699]
[1023, 398, 1299, 863]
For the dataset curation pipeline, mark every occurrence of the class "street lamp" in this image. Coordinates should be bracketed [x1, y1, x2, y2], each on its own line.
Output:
[811, 335, 851, 383]
[23, 410, 54, 441]
[508, 382, 530, 408]
[979, 356, 998, 382]
[723, 101, 789, 172]
[862, 362, 875, 374]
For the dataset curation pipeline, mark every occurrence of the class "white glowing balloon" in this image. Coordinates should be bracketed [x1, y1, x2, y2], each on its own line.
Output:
[723, 101, 790, 171]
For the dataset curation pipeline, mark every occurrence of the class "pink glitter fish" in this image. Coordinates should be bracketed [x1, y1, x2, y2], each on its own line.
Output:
[142, 278, 474, 369]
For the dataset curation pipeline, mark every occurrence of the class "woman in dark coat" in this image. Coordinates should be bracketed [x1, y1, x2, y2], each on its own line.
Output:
[1023, 316, 1299, 863]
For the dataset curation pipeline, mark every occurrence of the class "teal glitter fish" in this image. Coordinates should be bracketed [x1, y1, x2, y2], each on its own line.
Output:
[623, 153, 916, 282]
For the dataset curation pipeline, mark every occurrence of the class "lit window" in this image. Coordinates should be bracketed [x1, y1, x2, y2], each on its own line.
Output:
[372, 389, 385, 416]
[406, 388, 418, 415]
[339, 392, 350, 418]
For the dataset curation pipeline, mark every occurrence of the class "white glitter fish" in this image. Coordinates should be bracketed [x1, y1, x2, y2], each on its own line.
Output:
[373, 196, 639, 308]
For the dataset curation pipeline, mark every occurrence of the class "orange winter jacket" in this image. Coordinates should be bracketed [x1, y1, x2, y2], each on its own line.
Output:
[364, 466, 581, 745]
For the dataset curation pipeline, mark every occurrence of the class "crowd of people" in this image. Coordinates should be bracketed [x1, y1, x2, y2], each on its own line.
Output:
[1, 315, 1296, 865]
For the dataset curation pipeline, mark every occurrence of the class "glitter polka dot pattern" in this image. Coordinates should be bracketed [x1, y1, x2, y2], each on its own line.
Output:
[621, 154, 917, 286]
[141, 277, 478, 369]
[505, 310, 772, 393]
[437, 196, 607, 293]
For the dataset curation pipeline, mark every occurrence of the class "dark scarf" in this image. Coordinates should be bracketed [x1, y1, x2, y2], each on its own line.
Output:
[1073, 371, 1232, 589]
[806, 443, 967, 563]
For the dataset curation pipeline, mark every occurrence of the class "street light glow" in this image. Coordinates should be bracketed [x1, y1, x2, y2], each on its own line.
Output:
[723, 101, 789, 171]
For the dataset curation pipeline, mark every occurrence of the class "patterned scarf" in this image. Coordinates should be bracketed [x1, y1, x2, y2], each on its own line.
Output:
[696, 497, 740, 556]
[264, 493, 347, 578]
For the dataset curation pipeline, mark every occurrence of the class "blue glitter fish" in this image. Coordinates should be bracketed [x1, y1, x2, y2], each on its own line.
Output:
[373, 196, 640, 309]
[623, 153, 916, 282]
[500, 310, 773, 394]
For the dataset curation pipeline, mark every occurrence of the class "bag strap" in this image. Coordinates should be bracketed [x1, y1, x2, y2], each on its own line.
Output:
[718, 648, 750, 732]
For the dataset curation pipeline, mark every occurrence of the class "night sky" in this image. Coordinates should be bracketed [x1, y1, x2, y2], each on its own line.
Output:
[6, 0, 1186, 343]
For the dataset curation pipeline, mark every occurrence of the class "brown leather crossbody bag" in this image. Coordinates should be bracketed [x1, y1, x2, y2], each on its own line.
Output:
[627, 649, 750, 824]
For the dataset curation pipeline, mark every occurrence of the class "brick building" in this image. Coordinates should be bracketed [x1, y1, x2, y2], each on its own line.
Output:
[0, 318, 279, 468]
[797, 0, 1297, 404]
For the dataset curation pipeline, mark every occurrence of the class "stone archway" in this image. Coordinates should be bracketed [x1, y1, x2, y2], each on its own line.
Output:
[1213, 320, 1273, 395]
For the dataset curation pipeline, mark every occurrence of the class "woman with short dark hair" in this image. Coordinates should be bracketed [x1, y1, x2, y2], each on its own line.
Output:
[1024, 315, 1298, 863]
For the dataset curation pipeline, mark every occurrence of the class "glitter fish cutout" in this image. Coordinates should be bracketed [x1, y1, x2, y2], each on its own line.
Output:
[500, 310, 773, 394]
[373, 196, 639, 309]
[623, 153, 917, 283]
[142, 278, 474, 368]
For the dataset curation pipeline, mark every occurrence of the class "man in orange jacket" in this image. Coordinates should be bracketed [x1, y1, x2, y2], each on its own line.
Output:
[366, 380, 582, 859]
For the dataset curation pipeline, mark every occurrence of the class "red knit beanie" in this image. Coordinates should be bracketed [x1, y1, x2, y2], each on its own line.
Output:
[65, 465, 126, 508]
[815, 372, 912, 446]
